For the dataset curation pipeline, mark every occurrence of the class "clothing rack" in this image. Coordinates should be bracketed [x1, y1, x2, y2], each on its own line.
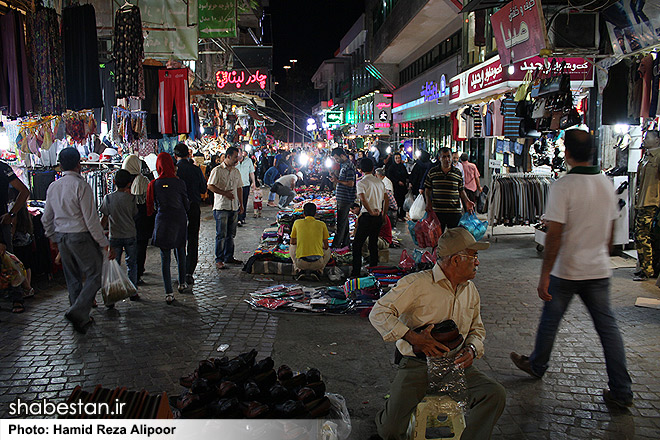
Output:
[487, 173, 554, 239]
[81, 168, 117, 209]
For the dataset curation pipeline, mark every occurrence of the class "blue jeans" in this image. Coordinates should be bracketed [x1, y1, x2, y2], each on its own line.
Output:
[213, 209, 238, 263]
[109, 237, 138, 288]
[160, 247, 186, 293]
[529, 276, 633, 401]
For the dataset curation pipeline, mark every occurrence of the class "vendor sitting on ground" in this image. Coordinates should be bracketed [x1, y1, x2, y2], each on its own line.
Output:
[350, 203, 392, 254]
[290, 202, 331, 281]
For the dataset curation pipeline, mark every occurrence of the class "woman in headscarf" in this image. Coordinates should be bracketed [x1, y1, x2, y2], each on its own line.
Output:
[146, 153, 189, 304]
[122, 154, 153, 286]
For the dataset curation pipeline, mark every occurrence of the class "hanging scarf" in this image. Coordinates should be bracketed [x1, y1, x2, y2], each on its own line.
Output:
[122, 154, 150, 204]
[146, 153, 177, 216]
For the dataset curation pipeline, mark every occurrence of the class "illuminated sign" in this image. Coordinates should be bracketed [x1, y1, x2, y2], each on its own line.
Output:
[420, 81, 440, 102]
[215, 68, 269, 91]
[373, 93, 392, 125]
[440, 74, 447, 95]
[325, 111, 342, 127]
[375, 122, 390, 128]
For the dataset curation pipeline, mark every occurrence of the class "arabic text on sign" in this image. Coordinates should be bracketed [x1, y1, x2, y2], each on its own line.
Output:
[215, 70, 268, 90]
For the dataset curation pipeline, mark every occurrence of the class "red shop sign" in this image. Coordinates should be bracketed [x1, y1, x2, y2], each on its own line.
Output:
[215, 68, 269, 91]
[490, 0, 549, 66]
[450, 79, 461, 100]
[467, 57, 504, 94]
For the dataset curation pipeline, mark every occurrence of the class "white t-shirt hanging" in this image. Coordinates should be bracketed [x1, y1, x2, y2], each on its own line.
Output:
[544, 169, 617, 280]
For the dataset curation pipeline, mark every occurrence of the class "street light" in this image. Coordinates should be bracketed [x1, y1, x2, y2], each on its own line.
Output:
[283, 65, 291, 70]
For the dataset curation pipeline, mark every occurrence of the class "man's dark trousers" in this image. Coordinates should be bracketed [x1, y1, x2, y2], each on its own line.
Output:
[186, 201, 201, 277]
[352, 213, 383, 277]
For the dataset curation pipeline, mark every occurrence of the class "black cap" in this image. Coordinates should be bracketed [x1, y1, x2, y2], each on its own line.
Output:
[59, 148, 81, 171]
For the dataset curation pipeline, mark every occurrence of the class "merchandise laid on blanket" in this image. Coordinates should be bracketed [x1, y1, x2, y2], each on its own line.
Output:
[245, 277, 383, 314]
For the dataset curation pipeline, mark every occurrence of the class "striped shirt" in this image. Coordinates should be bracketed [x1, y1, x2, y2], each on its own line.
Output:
[335, 160, 356, 204]
[424, 165, 464, 214]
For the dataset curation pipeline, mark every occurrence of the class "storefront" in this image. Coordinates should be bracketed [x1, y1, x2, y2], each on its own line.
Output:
[392, 56, 460, 158]
[448, 54, 594, 188]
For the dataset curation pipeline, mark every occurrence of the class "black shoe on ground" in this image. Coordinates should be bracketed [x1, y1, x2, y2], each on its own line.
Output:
[602, 389, 633, 409]
[186, 274, 194, 285]
[632, 274, 648, 281]
[309, 271, 321, 281]
[510, 352, 542, 378]
[137, 278, 145, 286]
[237, 221, 244, 227]
[226, 258, 243, 265]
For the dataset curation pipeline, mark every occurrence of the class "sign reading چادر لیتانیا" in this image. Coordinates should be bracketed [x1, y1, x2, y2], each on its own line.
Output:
[215, 69, 269, 91]
[199, 0, 237, 38]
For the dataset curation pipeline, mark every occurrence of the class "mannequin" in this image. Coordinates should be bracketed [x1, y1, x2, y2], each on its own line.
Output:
[634, 130, 660, 281]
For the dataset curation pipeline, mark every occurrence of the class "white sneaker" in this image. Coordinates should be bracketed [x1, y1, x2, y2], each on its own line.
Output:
[178, 283, 189, 293]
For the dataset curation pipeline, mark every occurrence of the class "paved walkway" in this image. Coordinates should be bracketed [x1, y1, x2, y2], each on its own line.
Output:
[1, 202, 659, 439]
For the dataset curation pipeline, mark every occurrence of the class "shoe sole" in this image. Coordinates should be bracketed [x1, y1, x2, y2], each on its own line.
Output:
[510, 353, 542, 378]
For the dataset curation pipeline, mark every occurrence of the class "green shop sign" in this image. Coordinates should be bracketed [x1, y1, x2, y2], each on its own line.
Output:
[325, 111, 342, 126]
[199, 0, 237, 38]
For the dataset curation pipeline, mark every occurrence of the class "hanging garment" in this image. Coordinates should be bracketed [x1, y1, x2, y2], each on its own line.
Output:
[629, 56, 643, 121]
[492, 99, 503, 136]
[471, 105, 482, 137]
[649, 55, 660, 118]
[639, 53, 654, 119]
[99, 61, 116, 124]
[158, 69, 191, 135]
[501, 98, 522, 139]
[62, 4, 103, 111]
[603, 59, 633, 126]
[114, 4, 145, 100]
[26, 7, 65, 115]
[0, 11, 33, 117]
[142, 65, 162, 139]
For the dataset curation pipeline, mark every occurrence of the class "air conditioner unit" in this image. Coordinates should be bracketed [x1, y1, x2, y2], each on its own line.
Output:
[548, 12, 599, 53]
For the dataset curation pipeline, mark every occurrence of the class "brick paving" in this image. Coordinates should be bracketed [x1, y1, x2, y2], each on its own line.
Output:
[1, 200, 659, 439]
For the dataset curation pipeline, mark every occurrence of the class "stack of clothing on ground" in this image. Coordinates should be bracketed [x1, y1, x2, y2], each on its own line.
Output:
[277, 195, 337, 229]
[245, 277, 382, 314]
[172, 349, 349, 425]
[243, 226, 293, 275]
[292, 185, 333, 204]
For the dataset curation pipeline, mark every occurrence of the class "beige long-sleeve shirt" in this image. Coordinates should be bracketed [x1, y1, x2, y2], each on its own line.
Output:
[42, 171, 109, 248]
[369, 264, 486, 358]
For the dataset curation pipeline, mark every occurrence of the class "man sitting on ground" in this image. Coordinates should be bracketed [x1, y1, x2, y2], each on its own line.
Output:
[290, 202, 331, 281]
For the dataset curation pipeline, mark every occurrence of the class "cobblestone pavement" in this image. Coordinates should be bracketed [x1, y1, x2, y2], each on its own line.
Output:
[1, 200, 660, 440]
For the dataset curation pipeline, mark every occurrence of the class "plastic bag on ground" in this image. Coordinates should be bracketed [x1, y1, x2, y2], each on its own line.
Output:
[414, 211, 443, 248]
[409, 194, 426, 221]
[426, 356, 469, 414]
[458, 212, 488, 241]
[326, 393, 352, 439]
[101, 258, 136, 305]
[399, 249, 415, 271]
[403, 190, 416, 212]
[407, 220, 418, 246]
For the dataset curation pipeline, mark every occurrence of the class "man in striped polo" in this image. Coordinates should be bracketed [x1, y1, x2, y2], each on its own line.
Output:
[424, 147, 474, 230]
[330, 147, 356, 249]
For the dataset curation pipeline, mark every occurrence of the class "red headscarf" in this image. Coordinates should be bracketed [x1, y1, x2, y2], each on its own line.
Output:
[146, 153, 178, 216]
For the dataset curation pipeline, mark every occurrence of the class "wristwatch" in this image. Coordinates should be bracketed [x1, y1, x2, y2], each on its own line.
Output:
[467, 343, 477, 358]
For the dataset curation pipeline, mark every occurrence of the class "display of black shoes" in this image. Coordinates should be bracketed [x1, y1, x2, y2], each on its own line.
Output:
[174, 350, 333, 419]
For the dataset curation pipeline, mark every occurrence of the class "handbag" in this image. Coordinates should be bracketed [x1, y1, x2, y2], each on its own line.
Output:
[559, 108, 581, 129]
[530, 78, 541, 98]
[531, 98, 547, 119]
[515, 99, 532, 118]
[519, 117, 540, 138]
[550, 111, 562, 130]
[514, 70, 533, 101]
[538, 61, 571, 97]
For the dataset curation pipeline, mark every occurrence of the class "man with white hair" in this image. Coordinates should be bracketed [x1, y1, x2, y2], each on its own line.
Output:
[369, 227, 505, 440]
[270, 171, 302, 208]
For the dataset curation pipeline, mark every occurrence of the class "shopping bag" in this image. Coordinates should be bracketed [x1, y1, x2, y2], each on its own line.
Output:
[101, 258, 136, 305]
[407, 220, 419, 246]
[0, 252, 26, 289]
[403, 190, 416, 212]
[414, 211, 443, 248]
[398, 250, 415, 271]
[409, 194, 426, 221]
[458, 212, 488, 241]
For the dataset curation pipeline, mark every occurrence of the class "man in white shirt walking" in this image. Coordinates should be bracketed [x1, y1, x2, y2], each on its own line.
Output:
[42, 148, 115, 334]
[511, 129, 634, 409]
[207, 147, 244, 270]
[351, 158, 388, 277]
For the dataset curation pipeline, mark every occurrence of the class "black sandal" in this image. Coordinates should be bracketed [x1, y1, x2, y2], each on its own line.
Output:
[12, 302, 25, 314]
